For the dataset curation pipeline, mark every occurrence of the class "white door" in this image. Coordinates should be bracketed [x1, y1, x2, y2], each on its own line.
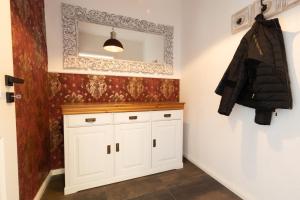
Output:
[152, 120, 182, 168]
[115, 123, 151, 177]
[0, 0, 20, 199]
[68, 125, 114, 185]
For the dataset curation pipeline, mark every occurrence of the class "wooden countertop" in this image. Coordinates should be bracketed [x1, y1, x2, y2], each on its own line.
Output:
[62, 102, 185, 115]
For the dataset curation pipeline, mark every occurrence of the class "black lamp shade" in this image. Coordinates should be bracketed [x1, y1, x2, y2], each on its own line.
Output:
[103, 38, 124, 53]
[103, 29, 124, 53]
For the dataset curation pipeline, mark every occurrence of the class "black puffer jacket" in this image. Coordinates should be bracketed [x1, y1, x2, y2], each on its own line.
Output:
[215, 15, 292, 125]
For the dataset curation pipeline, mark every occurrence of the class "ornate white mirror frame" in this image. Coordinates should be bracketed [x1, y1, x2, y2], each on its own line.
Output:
[62, 3, 174, 74]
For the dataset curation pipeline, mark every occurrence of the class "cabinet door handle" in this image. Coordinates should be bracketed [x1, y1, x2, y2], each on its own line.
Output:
[116, 143, 120, 152]
[129, 116, 138, 120]
[164, 114, 172, 118]
[153, 139, 157, 148]
[85, 118, 96, 123]
[107, 145, 111, 154]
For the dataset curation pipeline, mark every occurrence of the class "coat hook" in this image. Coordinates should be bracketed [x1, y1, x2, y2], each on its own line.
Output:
[261, 0, 267, 13]
[236, 18, 243, 25]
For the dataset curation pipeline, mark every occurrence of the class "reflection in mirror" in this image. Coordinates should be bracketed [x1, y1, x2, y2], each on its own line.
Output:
[78, 22, 165, 64]
[103, 27, 124, 53]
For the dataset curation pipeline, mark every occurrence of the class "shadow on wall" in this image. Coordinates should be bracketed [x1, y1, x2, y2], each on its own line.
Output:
[228, 30, 300, 180]
[181, 0, 239, 68]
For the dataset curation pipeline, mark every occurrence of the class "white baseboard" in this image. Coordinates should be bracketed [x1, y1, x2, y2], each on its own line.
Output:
[50, 168, 65, 176]
[35, 158, 253, 199]
[33, 157, 253, 199]
[184, 154, 252, 200]
[33, 168, 65, 200]
[33, 172, 51, 200]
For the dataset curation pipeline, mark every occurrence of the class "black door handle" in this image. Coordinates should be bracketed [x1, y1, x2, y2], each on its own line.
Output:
[5, 75, 24, 86]
[153, 139, 157, 148]
[116, 143, 120, 152]
[107, 145, 111, 154]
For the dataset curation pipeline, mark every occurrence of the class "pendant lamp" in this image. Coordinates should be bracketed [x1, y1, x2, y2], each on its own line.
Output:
[103, 28, 124, 53]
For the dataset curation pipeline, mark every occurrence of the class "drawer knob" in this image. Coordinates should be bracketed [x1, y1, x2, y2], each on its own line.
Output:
[164, 114, 172, 118]
[129, 116, 138, 120]
[85, 118, 96, 123]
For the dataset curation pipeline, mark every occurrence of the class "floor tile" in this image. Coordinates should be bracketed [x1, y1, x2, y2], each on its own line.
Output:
[169, 175, 240, 200]
[129, 190, 174, 200]
[41, 160, 241, 200]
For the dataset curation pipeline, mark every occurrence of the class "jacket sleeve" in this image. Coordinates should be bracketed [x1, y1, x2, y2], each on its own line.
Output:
[215, 38, 248, 116]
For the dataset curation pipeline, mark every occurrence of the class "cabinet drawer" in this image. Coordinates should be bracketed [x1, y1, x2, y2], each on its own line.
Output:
[114, 112, 151, 124]
[151, 110, 183, 121]
[66, 113, 113, 128]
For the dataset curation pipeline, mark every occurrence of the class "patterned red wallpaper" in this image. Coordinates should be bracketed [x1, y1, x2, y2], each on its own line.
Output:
[49, 72, 180, 169]
[10, 0, 50, 199]
[10, 0, 180, 197]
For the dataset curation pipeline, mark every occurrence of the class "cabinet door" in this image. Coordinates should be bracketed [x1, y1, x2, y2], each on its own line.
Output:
[68, 125, 114, 185]
[115, 123, 151, 177]
[152, 120, 182, 168]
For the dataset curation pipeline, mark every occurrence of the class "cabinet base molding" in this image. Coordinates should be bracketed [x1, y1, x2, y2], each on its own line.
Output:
[64, 162, 183, 195]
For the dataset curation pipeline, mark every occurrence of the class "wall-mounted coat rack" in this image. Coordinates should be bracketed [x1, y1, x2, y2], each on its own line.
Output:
[232, 0, 300, 34]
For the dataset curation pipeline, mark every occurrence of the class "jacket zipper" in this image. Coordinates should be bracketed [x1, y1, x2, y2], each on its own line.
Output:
[253, 34, 264, 56]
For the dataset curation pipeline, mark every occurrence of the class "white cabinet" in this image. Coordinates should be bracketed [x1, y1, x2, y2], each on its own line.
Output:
[115, 123, 151, 177]
[64, 109, 183, 195]
[66, 126, 114, 186]
[152, 120, 182, 168]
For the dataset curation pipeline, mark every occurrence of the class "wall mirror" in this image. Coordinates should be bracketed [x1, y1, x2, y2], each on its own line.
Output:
[62, 3, 174, 74]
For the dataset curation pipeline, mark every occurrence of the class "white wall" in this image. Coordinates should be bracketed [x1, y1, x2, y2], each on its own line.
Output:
[181, 0, 300, 199]
[0, 0, 20, 199]
[45, 0, 182, 78]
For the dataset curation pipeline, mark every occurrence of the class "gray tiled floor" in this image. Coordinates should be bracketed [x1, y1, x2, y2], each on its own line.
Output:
[41, 159, 241, 200]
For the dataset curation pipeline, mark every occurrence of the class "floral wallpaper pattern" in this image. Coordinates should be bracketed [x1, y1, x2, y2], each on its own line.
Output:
[49, 72, 180, 169]
[10, 0, 50, 199]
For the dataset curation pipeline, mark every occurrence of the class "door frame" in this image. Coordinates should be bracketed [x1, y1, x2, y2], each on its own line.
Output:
[0, 0, 20, 199]
[0, 138, 6, 200]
